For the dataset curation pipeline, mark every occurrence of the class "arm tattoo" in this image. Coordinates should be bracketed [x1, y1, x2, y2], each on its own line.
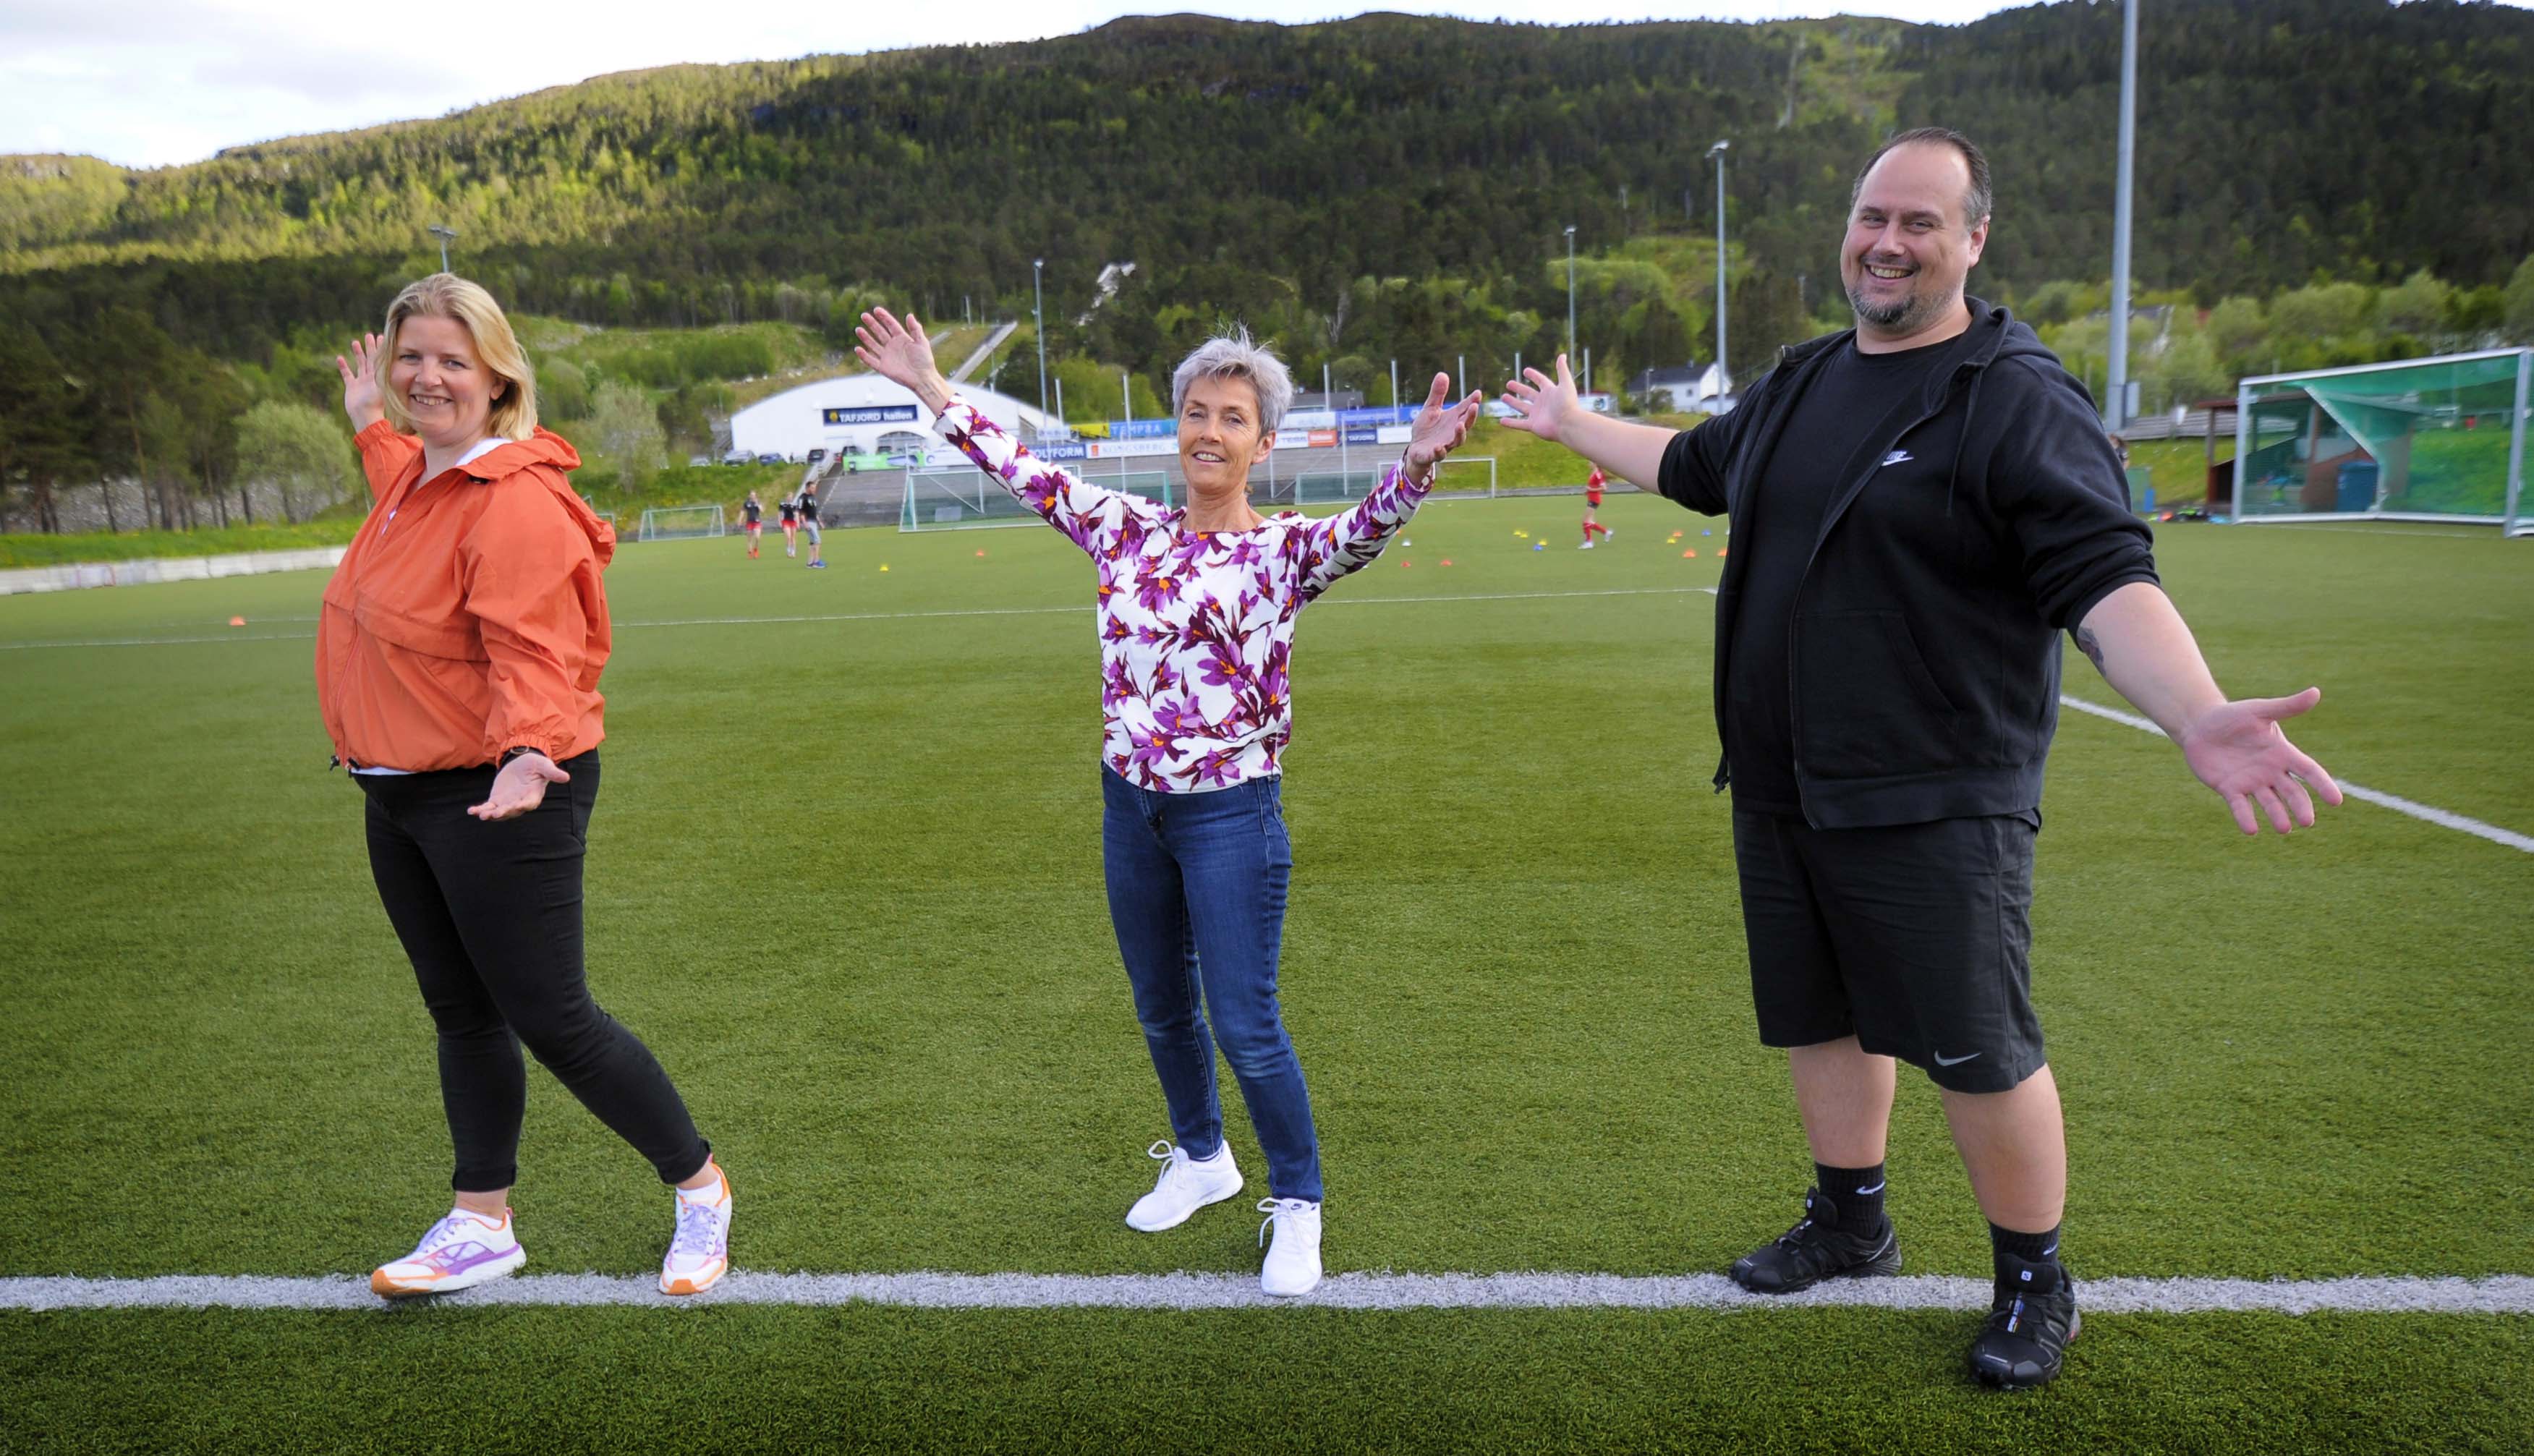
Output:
[2074, 626, 2107, 676]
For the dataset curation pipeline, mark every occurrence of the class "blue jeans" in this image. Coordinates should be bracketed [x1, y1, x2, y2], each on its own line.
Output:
[1100, 766, 1322, 1203]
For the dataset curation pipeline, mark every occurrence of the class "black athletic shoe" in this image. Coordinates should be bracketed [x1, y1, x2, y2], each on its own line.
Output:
[1728, 1188, 1903, 1294]
[1968, 1252, 2080, 1390]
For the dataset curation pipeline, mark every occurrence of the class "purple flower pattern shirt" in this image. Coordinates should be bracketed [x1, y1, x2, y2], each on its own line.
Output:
[934, 398, 1431, 793]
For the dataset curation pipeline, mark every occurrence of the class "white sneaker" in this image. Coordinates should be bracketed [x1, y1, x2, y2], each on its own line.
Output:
[1578, 540, 1595, 549]
[1257, 1197, 1323, 1297]
[660, 1169, 733, 1296]
[1125, 1139, 1243, 1232]
[370, 1207, 524, 1298]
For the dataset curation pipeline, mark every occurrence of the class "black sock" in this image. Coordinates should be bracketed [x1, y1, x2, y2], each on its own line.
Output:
[1814, 1162, 1888, 1231]
[1989, 1221, 2063, 1278]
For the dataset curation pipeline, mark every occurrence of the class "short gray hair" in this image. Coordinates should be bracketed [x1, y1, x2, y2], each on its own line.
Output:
[1170, 328, 1295, 436]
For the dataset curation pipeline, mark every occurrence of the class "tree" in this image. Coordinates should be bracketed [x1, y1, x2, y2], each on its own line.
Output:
[2505, 255, 2534, 345]
[2206, 296, 2267, 365]
[2378, 270, 2452, 339]
[0, 327, 85, 532]
[584, 382, 665, 490]
[236, 400, 354, 524]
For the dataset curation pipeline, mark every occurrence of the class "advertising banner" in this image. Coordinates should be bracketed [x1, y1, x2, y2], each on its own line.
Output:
[1343, 427, 1379, 446]
[1307, 429, 1339, 448]
[1376, 425, 1412, 445]
[1086, 438, 1177, 459]
[822, 405, 919, 426]
[1107, 419, 1176, 440]
[1283, 409, 1338, 431]
[1038, 442, 1089, 461]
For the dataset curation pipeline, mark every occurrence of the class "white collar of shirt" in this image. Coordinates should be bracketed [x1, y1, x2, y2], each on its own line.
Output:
[453, 435, 510, 471]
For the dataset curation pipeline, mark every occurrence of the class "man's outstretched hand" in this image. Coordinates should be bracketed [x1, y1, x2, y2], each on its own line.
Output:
[2177, 687, 2344, 835]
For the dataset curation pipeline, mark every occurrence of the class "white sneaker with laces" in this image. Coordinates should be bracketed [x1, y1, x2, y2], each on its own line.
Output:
[1578, 540, 1595, 549]
[1125, 1140, 1243, 1232]
[660, 1170, 733, 1296]
[370, 1207, 524, 1298]
[1257, 1197, 1323, 1297]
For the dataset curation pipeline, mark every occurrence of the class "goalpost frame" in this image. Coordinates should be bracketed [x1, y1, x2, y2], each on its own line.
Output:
[2228, 347, 2530, 529]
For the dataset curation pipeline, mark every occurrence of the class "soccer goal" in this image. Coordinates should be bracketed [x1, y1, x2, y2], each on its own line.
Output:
[637, 505, 725, 542]
[900, 470, 1171, 531]
[2229, 349, 2530, 528]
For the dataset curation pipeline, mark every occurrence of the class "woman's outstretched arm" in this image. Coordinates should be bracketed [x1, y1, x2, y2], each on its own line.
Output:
[1297, 372, 1484, 600]
[854, 307, 1148, 553]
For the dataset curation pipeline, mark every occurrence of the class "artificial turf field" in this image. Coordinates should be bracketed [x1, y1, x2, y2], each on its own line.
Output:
[1, 493, 2527, 1453]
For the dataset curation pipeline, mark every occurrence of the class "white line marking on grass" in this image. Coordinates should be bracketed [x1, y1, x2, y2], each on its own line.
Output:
[4, 1271, 2527, 1314]
[0, 588, 1724, 650]
[2059, 696, 2534, 853]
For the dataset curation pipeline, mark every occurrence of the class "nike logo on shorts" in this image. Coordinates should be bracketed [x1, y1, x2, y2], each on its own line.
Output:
[1881, 449, 1914, 467]
[1932, 1050, 1983, 1067]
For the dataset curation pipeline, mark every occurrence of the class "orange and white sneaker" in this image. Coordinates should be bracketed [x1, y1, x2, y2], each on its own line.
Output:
[370, 1208, 525, 1298]
[660, 1169, 733, 1296]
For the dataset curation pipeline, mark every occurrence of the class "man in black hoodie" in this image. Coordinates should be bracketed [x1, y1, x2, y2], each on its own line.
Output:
[1502, 129, 2341, 1389]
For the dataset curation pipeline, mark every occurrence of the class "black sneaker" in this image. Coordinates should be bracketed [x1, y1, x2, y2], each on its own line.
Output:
[1968, 1252, 2080, 1390]
[1728, 1188, 1902, 1294]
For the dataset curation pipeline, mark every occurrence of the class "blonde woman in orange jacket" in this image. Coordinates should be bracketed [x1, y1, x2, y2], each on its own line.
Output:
[322, 274, 730, 1299]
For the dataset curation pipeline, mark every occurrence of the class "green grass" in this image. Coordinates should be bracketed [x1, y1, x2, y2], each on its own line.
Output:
[1, 500, 2527, 1452]
[0, 520, 361, 568]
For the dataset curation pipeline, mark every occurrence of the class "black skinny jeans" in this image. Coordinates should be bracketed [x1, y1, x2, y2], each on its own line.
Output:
[357, 752, 709, 1193]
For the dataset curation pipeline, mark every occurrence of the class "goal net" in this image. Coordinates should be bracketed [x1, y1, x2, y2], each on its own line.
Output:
[637, 505, 726, 542]
[2231, 349, 2530, 527]
[901, 469, 1171, 530]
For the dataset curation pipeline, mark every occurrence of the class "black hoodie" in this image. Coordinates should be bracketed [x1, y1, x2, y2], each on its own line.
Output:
[1657, 299, 2158, 830]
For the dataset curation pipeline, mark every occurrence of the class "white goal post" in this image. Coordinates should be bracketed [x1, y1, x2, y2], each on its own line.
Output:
[637, 505, 726, 542]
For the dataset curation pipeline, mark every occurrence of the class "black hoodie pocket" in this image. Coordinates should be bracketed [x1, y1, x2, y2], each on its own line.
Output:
[1792, 610, 1968, 779]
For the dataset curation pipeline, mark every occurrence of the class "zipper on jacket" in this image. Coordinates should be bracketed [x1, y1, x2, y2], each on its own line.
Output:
[1784, 360, 1981, 816]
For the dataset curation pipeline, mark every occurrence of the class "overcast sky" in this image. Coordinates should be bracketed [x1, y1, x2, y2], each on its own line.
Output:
[7, 0, 2074, 169]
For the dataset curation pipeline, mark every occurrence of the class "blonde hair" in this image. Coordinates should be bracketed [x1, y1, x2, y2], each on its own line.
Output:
[379, 273, 540, 441]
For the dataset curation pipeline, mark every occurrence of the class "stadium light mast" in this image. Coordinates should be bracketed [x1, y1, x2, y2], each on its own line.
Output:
[2105, 0, 2140, 431]
[1564, 226, 1578, 361]
[426, 224, 457, 273]
[1709, 140, 1730, 398]
[1032, 259, 1049, 433]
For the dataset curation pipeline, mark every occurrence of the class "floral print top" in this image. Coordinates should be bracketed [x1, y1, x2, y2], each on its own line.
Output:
[934, 398, 1430, 793]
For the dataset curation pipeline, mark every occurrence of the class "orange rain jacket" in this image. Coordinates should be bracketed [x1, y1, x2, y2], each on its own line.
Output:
[316, 421, 615, 772]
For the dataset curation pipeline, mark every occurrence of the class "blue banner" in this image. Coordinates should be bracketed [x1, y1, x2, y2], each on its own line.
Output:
[1340, 406, 1416, 427]
[1343, 426, 1380, 446]
[1106, 419, 1176, 440]
[822, 404, 919, 426]
[1038, 442, 1089, 461]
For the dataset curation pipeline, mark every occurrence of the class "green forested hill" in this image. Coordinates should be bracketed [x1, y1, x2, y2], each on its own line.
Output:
[4, 1, 2528, 366]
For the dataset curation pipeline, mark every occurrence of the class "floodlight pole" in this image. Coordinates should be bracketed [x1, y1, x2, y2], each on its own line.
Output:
[1709, 140, 1730, 397]
[1121, 369, 1133, 489]
[1390, 359, 1399, 414]
[1327, 362, 1347, 492]
[1032, 259, 1049, 433]
[1565, 226, 1578, 362]
[427, 224, 457, 273]
[2106, 0, 2138, 430]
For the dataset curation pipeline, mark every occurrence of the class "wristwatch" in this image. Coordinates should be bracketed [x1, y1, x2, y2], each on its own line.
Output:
[498, 746, 543, 767]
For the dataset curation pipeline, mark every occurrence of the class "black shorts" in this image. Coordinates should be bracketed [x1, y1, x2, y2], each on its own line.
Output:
[1730, 809, 2044, 1094]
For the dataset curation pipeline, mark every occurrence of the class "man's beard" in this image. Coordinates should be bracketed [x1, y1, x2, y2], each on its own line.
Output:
[1848, 270, 1950, 333]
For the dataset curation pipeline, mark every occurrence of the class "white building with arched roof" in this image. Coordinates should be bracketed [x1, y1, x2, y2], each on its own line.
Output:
[728, 375, 1055, 461]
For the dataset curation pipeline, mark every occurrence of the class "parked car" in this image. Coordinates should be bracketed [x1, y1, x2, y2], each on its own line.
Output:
[756, 452, 785, 466]
[723, 451, 752, 466]
[807, 448, 828, 464]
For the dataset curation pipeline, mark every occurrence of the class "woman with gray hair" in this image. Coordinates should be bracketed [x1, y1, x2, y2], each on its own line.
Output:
[856, 307, 1480, 1296]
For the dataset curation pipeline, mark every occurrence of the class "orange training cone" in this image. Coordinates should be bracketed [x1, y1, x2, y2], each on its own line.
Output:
[229, 616, 247, 626]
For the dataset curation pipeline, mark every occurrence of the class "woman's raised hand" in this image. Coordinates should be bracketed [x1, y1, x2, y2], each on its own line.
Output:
[1402, 371, 1486, 480]
[1497, 353, 1581, 444]
[336, 331, 386, 431]
[854, 307, 952, 413]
